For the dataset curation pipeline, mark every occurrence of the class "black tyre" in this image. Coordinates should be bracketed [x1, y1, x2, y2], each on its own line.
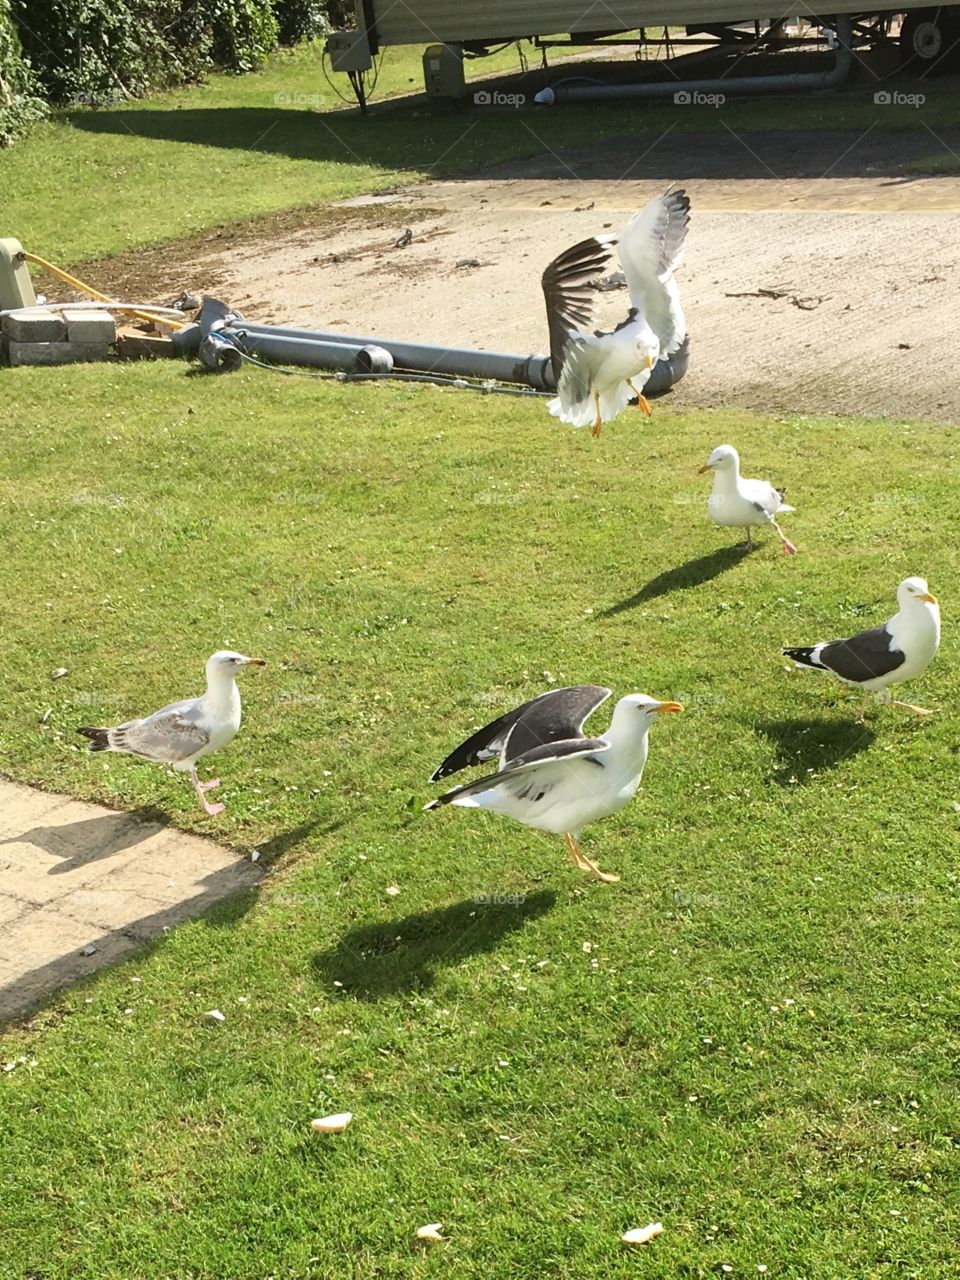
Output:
[900, 7, 960, 73]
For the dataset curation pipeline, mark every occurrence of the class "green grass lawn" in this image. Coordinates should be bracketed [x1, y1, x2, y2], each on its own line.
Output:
[2, 39, 959, 265]
[1, 364, 958, 1277]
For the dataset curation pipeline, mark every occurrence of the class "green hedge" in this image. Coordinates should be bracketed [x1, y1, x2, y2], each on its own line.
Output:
[0, 0, 46, 146]
[10, 0, 280, 106]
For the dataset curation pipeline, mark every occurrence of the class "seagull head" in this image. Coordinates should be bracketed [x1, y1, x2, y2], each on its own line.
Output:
[615, 693, 684, 723]
[897, 577, 938, 608]
[207, 650, 268, 678]
[698, 444, 739, 475]
[635, 335, 659, 370]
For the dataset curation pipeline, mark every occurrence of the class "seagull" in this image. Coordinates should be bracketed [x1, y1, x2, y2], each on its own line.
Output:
[542, 188, 690, 439]
[783, 577, 940, 721]
[425, 686, 682, 883]
[699, 444, 797, 554]
[77, 650, 266, 815]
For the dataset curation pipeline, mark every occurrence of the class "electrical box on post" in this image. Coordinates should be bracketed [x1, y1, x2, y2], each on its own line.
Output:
[422, 44, 465, 97]
[327, 29, 373, 72]
[0, 238, 37, 311]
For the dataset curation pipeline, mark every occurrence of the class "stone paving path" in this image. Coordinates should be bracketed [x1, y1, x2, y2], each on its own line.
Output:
[0, 779, 261, 1024]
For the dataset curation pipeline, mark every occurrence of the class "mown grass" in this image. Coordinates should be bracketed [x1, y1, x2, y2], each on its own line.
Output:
[2, 39, 959, 265]
[0, 363, 958, 1278]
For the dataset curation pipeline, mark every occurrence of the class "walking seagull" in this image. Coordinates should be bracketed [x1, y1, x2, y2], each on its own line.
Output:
[783, 577, 940, 721]
[78, 650, 266, 815]
[425, 686, 682, 883]
[542, 188, 690, 438]
[699, 444, 797, 554]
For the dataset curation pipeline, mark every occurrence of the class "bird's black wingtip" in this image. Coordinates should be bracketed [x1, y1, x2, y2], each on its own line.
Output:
[77, 726, 110, 751]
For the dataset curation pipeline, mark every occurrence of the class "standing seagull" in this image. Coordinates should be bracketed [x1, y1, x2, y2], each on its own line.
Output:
[425, 686, 682, 883]
[699, 444, 797, 554]
[542, 188, 690, 438]
[783, 577, 940, 721]
[78, 650, 266, 815]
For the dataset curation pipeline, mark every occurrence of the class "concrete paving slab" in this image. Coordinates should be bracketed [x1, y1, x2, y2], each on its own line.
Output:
[0, 779, 261, 1024]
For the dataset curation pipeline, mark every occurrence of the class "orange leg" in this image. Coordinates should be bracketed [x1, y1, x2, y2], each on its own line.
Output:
[591, 390, 602, 439]
[563, 832, 620, 883]
[627, 380, 653, 416]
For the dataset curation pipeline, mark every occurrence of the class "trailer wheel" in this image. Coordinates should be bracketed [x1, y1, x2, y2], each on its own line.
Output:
[900, 7, 960, 72]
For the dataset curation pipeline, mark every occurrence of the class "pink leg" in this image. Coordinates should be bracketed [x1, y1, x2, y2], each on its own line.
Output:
[197, 778, 221, 791]
[191, 769, 225, 816]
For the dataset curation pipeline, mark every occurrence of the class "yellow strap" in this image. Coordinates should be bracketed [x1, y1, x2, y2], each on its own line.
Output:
[22, 251, 188, 332]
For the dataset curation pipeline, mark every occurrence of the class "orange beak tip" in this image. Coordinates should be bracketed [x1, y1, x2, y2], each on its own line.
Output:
[658, 701, 684, 714]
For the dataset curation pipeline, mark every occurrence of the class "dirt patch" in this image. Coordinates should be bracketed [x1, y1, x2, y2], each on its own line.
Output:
[45, 128, 960, 423]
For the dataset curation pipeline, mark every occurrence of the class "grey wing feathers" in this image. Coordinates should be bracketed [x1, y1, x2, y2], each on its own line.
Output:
[429, 685, 611, 782]
[426, 737, 611, 808]
[618, 188, 690, 356]
[818, 627, 904, 683]
[541, 235, 616, 381]
[109, 705, 210, 763]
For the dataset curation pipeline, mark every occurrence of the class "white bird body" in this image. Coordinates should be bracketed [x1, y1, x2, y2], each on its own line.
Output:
[542, 189, 690, 437]
[427, 687, 682, 882]
[78, 650, 266, 814]
[453, 701, 653, 836]
[548, 316, 658, 430]
[700, 444, 797, 553]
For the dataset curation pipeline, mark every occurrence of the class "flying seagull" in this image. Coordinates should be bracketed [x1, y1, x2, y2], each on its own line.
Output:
[78, 649, 266, 815]
[699, 443, 797, 554]
[783, 577, 940, 721]
[542, 188, 690, 438]
[425, 685, 682, 883]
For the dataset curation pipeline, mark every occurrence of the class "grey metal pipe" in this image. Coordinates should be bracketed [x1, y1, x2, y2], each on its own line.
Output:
[534, 16, 851, 104]
[229, 319, 556, 390]
[231, 330, 383, 370]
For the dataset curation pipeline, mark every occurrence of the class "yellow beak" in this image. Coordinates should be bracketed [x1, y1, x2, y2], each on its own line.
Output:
[645, 353, 655, 370]
[246, 658, 268, 667]
[655, 700, 684, 714]
[697, 464, 711, 474]
[919, 593, 938, 605]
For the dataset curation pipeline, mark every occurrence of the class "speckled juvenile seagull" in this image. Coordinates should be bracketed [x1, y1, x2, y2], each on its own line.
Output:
[783, 577, 940, 721]
[78, 649, 266, 815]
[542, 188, 690, 438]
[425, 685, 682, 883]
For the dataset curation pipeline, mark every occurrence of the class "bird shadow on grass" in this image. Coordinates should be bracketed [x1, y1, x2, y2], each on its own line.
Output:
[753, 716, 875, 784]
[600, 545, 751, 616]
[314, 889, 557, 1001]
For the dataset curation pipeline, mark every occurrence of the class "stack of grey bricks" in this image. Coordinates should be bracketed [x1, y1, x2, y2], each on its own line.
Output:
[2, 307, 117, 365]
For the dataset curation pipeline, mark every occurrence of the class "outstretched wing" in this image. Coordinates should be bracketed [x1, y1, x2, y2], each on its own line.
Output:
[617, 188, 690, 356]
[429, 685, 612, 782]
[425, 736, 611, 809]
[541, 235, 616, 382]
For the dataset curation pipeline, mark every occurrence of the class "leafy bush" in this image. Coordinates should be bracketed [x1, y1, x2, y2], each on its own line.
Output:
[10, 0, 279, 106]
[272, 0, 331, 46]
[0, 0, 46, 146]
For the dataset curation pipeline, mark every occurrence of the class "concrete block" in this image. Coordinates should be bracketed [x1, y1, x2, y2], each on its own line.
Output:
[3, 307, 67, 343]
[65, 309, 116, 344]
[8, 340, 111, 366]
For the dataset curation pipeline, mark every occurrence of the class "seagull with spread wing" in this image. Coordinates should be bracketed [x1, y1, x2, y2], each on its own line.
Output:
[542, 188, 690, 438]
[78, 650, 266, 815]
[425, 685, 682, 883]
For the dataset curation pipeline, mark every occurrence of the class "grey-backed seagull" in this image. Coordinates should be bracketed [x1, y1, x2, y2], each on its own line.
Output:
[699, 443, 797, 554]
[542, 188, 690, 438]
[783, 577, 940, 721]
[425, 685, 682, 883]
[78, 649, 266, 815]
